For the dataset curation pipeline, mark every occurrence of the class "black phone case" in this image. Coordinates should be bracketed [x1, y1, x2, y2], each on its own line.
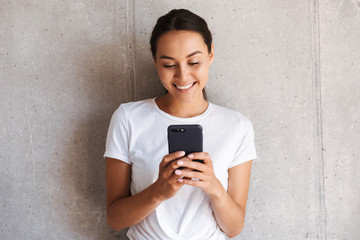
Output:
[167, 124, 204, 166]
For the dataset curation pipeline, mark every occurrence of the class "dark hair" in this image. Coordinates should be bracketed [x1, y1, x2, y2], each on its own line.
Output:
[150, 9, 212, 59]
[150, 9, 212, 100]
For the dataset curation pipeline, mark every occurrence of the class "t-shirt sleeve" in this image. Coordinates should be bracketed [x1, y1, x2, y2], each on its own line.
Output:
[228, 118, 257, 168]
[103, 105, 131, 164]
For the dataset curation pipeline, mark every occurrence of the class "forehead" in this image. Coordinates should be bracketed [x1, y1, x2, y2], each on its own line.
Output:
[156, 30, 207, 58]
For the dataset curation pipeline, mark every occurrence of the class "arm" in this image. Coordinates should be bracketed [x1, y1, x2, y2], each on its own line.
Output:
[106, 157, 161, 231]
[105, 151, 187, 231]
[210, 160, 253, 238]
[175, 153, 254, 238]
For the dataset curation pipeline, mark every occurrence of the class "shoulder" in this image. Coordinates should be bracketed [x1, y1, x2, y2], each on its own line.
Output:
[112, 98, 154, 119]
[209, 102, 254, 129]
[118, 98, 153, 111]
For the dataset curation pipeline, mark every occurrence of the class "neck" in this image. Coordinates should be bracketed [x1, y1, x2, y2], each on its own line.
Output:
[155, 93, 209, 118]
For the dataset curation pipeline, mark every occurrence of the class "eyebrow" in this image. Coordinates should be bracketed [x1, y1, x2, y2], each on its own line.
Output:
[159, 51, 202, 60]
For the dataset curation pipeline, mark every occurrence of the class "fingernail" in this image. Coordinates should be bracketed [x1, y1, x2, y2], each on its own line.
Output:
[175, 170, 181, 175]
[177, 151, 185, 156]
[188, 154, 194, 158]
[177, 160, 184, 166]
[177, 178, 184, 183]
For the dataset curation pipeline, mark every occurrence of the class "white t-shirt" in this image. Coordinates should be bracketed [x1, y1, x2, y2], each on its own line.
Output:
[104, 98, 257, 240]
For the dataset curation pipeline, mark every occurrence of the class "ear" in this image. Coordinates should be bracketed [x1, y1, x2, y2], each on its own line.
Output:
[153, 57, 157, 68]
[209, 43, 214, 65]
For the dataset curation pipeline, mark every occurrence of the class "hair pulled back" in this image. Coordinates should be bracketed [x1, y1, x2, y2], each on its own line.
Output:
[150, 9, 212, 59]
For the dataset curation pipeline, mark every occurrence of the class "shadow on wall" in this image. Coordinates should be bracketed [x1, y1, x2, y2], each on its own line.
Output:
[59, 41, 131, 240]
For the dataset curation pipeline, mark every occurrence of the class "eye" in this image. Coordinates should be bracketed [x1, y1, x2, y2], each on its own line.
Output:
[164, 64, 176, 68]
[189, 62, 199, 66]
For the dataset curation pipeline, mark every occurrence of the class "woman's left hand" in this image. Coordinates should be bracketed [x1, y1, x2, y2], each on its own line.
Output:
[175, 152, 223, 198]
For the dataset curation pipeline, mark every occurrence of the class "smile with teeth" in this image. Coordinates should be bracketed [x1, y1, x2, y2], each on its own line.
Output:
[175, 82, 195, 90]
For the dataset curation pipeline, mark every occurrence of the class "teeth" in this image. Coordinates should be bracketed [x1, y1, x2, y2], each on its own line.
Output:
[176, 82, 194, 90]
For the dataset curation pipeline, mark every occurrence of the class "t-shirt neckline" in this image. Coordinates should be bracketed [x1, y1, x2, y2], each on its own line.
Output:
[151, 97, 212, 122]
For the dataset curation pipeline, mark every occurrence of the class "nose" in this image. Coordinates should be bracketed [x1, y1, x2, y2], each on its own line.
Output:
[175, 64, 189, 81]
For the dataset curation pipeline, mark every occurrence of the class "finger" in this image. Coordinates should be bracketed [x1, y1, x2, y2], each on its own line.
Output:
[180, 177, 203, 187]
[180, 158, 207, 172]
[174, 168, 205, 181]
[187, 152, 212, 166]
[171, 172, 187, 184]
[163, 169, 186, 186]
[160, 151, 185, 168]
[173, 176, 186, 185]
[168, 156, 188, 170]
[161, 156, 189, 179]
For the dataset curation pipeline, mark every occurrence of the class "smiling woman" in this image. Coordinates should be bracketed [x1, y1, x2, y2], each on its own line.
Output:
[153, 30, 213, 116]
[103, 9, 257, 240]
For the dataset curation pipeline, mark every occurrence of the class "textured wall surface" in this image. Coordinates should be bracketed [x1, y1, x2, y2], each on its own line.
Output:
[1, 0, 359, 239]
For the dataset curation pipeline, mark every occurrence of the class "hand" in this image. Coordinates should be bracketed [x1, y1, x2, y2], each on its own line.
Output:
[174, 152, 223, 198]
[153, 151, 189, 201]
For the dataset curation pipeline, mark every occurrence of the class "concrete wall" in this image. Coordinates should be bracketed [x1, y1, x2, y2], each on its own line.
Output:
[0, 0, 359, 239]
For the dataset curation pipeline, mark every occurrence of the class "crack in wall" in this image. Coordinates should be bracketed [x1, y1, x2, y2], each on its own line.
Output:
[311, 0, 327, 239]
[25, 102, 35, 227]
[126, 0, 136, 101]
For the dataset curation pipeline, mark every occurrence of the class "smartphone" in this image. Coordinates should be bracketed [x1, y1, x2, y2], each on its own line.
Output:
[167, 124, 204, 167]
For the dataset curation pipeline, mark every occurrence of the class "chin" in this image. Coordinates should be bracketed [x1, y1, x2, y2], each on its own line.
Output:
[174, 93, 202, 104]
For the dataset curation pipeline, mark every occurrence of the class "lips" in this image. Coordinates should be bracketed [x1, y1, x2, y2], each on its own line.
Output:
[174, 82, 196, 90]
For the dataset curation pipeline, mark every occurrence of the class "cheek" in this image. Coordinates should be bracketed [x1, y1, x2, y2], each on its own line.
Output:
[157, 69, 171, 82]
[193, 64, 209, 78]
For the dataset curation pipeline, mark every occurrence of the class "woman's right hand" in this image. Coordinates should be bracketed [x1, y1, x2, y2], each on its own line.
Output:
[153, 151, 187, 201]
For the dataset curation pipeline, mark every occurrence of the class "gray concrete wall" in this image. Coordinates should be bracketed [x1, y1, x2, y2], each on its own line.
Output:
[0, 0, 359, 239]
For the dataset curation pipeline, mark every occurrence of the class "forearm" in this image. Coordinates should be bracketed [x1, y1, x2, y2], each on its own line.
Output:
[210, 186, 246, 238]
[106, 182, 162, 231]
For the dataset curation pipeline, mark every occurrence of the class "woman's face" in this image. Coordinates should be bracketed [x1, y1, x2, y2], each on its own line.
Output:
[153, 30, 214, 104]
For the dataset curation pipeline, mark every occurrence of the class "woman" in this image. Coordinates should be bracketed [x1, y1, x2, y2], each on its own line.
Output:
[104, 9, 257, 240]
